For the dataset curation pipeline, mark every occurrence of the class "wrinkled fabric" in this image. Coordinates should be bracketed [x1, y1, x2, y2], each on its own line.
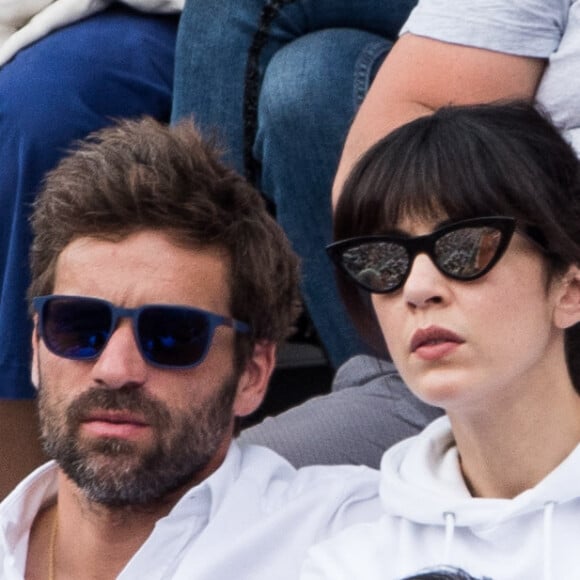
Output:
[1, 442, 380, 579]
[302, 417, 580, 579]
[0, 0, 183, 66]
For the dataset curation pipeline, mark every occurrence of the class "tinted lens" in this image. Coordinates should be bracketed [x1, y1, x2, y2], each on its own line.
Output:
[138, 306, 211, 367]
[42, 297, 112, 359]
[340, 242, 409, 292]
[435, 226, 502, 279]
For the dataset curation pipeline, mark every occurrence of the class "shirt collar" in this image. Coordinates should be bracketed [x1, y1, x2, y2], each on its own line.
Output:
[1, 440, 242, 544]
[163, 440, 242, 521]
[0, 460, 59, 558]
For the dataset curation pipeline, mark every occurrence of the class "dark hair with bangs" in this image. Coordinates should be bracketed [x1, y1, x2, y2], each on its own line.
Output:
[29, 117, 301, 373]
[334, 101, 580, 383]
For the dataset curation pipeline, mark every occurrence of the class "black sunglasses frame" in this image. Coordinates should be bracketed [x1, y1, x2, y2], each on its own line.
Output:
[33, 295, 251, 369]
[326, 216, 517, 294]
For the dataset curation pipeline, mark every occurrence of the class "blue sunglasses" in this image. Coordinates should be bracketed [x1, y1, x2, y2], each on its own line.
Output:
[33, 295, 250, 369]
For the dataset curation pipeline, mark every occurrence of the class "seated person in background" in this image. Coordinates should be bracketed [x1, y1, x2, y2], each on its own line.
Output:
[175, 0, 580, 471]
[0, 118, 380, 579]
[333, 0, 577, 200]
[173, 0, 444, 468]
[302, 102, 580, 579]
[0, 0, 180, 498]
[171, 0, 419, 369]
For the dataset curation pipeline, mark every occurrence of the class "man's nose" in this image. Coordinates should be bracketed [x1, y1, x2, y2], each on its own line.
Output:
[90, 321, 148, 389]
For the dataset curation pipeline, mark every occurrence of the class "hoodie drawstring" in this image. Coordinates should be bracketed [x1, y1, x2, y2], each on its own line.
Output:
[442, 504, 554, 578]
[543, 501, 555, 580]
[443, 512, 456, 562]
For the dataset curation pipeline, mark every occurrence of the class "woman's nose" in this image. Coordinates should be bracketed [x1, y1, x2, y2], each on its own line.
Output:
[402, 253, 448, 308]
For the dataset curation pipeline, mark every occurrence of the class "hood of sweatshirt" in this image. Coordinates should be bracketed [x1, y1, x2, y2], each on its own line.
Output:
[379, 416, 580, 579]
[380, 416, 580, 527]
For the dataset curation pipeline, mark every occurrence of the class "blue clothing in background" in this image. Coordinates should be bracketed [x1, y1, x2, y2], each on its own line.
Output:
[171, 0, 418, 368]
[0, 5, 178, 398]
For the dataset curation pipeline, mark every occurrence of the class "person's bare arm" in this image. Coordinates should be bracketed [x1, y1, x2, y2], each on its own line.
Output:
[0, 400, 46, 500]
[332, 33, 547, 206]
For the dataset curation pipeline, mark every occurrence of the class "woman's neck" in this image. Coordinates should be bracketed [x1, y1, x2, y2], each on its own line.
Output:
[448, 367, 580, 499]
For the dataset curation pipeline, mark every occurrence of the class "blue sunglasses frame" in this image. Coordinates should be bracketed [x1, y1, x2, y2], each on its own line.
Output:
[33, 295, 251, 369]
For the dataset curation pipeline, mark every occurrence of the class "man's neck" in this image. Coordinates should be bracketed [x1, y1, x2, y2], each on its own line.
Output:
[26, 473, 191, 580]
[25, 439, 232, 578]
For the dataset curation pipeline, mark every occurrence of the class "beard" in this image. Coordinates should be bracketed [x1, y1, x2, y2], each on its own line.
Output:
[37, 374, 238, 507]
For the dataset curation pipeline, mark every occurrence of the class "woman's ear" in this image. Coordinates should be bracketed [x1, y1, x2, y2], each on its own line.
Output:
[554, 265, 580, 329]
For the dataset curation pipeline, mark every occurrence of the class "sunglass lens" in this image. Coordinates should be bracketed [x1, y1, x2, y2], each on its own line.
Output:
[435, 226, 503, 278]
[43, 298, 112, 359]
[138, 306, 210, 367]
[341, 242, 409, 292]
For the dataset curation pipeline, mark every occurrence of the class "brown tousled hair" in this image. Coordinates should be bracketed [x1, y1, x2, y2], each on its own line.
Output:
[29, 117, 302, 369]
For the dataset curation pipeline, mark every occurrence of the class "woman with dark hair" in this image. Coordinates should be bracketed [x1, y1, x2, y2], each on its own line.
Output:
[302, 102, 580, 580]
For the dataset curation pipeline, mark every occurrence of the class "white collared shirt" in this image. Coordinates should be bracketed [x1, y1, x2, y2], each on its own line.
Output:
[0, 441, 380, 579]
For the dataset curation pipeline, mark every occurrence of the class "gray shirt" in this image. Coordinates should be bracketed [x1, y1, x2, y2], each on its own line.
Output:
[402, 0, 580, 154]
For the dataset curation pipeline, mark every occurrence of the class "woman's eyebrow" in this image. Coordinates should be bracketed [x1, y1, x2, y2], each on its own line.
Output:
[435, 216, 456, 229]
[384, 216, 451, 237]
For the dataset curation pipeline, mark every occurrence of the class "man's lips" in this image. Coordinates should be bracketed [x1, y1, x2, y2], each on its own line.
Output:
[83, 410, 148, 425]
[80, 411, 150, 438]
[410, 326, 465, 360]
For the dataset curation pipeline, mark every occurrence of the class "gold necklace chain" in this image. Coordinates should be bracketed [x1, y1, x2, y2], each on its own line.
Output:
[48, 506, 58, 580]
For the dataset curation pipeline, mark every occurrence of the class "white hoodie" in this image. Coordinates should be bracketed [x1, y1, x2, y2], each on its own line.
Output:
[301, 416, 580, 580]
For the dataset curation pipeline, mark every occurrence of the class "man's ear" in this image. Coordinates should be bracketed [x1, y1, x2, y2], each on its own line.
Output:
[30, 317, 40, 390]
[554, 265, 580, 329]
[232, 341, 277, 418]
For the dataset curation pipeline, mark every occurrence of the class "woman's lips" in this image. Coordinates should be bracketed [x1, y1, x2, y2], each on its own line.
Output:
[410, 326, 465, 361]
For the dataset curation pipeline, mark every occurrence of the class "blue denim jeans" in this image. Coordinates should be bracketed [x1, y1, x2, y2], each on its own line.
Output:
[0, 6, 178, 398]
[172, 0, 418, 368]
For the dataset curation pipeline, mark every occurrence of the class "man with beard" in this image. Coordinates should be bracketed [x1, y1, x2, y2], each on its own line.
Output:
[0, 117, 380, 579]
